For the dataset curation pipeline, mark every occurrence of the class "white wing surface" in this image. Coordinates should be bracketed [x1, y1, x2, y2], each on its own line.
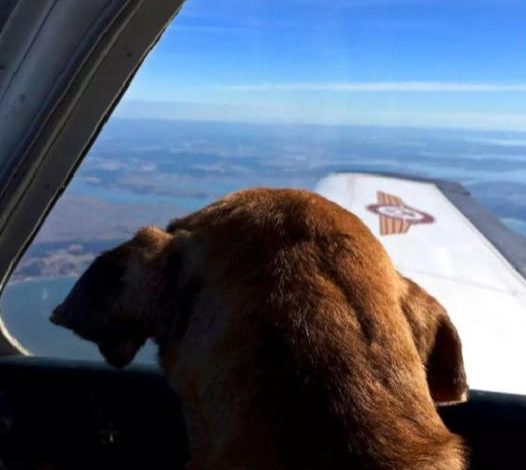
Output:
[316, 172, 526, 395]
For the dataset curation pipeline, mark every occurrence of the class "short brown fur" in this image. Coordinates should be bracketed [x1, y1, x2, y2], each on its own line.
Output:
[51, 188, 468, 469]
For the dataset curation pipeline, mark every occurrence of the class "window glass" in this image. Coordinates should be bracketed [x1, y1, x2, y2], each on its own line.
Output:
[1, 0, 525, 369]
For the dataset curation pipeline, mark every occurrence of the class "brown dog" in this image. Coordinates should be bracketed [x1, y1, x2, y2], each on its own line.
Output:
[51, 188, 467, 469]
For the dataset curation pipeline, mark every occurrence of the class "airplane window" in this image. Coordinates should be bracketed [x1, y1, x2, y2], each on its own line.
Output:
[1, 0, 525, 375]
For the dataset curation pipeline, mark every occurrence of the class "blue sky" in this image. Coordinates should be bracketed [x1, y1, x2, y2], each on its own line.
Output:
[120, 0, 526, 130]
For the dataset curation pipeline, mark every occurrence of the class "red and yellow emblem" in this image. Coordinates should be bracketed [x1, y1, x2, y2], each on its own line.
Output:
[367, 191, 435, 235]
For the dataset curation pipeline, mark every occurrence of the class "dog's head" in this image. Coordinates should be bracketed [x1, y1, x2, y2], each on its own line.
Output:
[400, 276, 468, 406]
[50, 226, 172, 368]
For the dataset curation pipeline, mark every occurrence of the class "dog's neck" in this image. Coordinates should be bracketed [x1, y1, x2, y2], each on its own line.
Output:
[149, 235, 208, 346]
[147, 273, 204, 348]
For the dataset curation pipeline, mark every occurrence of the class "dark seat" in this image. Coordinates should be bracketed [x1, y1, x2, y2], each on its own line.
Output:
[0, 356, 524, 469]
[0, 357, 188, 469]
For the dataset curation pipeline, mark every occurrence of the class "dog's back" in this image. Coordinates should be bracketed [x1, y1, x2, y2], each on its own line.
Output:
[164, 189, 466, 469]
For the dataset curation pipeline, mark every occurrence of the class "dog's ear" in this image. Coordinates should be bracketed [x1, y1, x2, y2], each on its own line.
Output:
[400, 276, 468, 406]
[51, 225, 174, 368]
[133, 226, 173, 254]
[123, 226, 174, 282]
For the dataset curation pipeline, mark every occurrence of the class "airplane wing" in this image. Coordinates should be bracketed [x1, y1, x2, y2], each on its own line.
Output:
[316, 172, 526, 396]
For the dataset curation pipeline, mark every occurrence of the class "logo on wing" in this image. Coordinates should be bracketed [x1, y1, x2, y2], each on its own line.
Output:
[367, 191, 435, 235]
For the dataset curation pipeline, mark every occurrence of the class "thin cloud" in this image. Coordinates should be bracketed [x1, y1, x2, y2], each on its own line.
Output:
[117, 100, 526, 132]
[224, 82, 526, 92]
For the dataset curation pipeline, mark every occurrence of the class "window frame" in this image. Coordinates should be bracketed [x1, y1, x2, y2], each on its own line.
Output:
[0, 0, 187, 355]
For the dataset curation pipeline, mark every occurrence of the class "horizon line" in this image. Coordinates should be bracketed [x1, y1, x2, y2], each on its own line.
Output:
[220, 81, 526, 92]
